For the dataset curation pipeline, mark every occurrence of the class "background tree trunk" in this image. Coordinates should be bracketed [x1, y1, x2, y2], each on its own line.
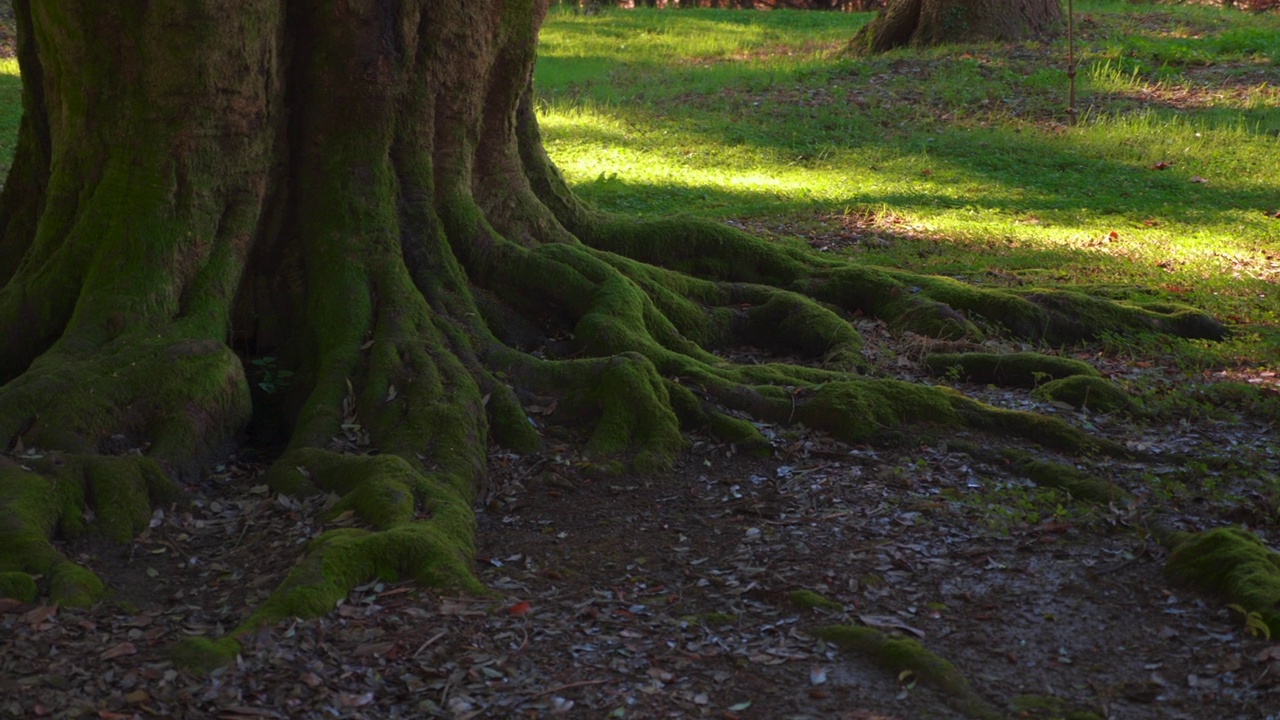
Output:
[848, 0, 1060, 53]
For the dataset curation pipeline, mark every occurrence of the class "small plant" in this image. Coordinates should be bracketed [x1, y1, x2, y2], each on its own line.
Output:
[250, 356, 293, 395]
[1228, 603, 1272, 640]
[943, 363, 964, 384]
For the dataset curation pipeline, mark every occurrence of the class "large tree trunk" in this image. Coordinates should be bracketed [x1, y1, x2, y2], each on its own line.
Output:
[848, 0, 1060, 54]
[0, 0, 1220, 667]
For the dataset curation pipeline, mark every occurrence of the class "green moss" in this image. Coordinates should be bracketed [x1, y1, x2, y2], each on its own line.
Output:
[485, 381, 542, 453]
[665, 380, 770, 455]
[815, 625, 1000, 720]
[237, 523, 486, 633]
[0, 571, 37, 602]
[251, 449, 488, 634]
[1165, 526, 1280, 631]
[736, 290, 865, 370]
[1006, 453, 1129, 504]
[925, 352, 1098, 388]
[1010, 695, 1103, 720]
[584, 353, 685, 472]
[952, 397, 1122, 455]
[795, 379, 960, 444]
[171, 636, 241, 673]
[80, 457, 177, 543]
[48, 561, 105, 607]
[0, 461, 108, 606]
[788, 589, 843, 611]
[1032, 376, 1135, 414]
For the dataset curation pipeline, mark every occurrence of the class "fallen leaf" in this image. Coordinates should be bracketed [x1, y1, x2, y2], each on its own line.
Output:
[338, 692, 374, 708]
[100, 641, 138, 660]
[1190, 175, 1208, 183]
[353, 641, 397, 658]
[23, 604, 57, 625]
[859, 614, 925, 638]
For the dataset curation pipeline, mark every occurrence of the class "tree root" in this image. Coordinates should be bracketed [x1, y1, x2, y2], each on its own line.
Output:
[815, 624, 1002, 720]
[0, 454, 177, 606]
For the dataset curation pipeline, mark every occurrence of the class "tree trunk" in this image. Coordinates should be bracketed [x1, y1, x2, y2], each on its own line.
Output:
[0, 0, 1219, 667]
[848, 0, 1060, 54]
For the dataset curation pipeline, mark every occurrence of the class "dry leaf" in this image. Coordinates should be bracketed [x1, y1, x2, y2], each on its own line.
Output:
[100, 641, 137, 660]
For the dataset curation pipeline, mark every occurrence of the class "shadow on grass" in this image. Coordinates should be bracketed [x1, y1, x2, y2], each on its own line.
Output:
[534, 6, 1279, 231]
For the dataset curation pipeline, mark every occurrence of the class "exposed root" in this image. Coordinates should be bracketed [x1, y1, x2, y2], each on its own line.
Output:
[0, 329, 250, 468]
[0, 454, 177, 606]
[1165, 526, 1280, 633]
[815, 624, 1002, 720]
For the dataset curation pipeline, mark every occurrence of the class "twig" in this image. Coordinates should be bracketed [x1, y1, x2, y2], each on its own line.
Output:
[412, 630, 448, 659]
[532, 679, 610, 698]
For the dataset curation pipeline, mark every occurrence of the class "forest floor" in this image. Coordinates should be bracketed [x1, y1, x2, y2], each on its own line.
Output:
[3, 323, 1280, 720]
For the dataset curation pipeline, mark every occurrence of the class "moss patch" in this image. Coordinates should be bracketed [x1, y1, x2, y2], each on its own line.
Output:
[0, 570, 37, 602]
[171, 636, 242, 674]
[925, 352, 1098, 388]
[1165, 526, 1280, 632]
[1032, 376, 1134, 414]
[788, 589, 843, 611]
[815, 624, 1000, 720]
[1010, 694, 1104, 720]
[1006, 453, 1129, 505]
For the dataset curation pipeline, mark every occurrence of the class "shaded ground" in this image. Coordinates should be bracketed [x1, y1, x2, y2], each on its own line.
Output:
[3, 311, 1279, 719]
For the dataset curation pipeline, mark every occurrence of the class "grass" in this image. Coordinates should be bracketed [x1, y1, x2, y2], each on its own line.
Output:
[0, 58, 20, 177]
[534, 1, 1280, 364]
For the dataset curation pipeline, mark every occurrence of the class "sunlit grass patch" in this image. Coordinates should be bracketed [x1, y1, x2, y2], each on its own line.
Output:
[0, 57, 21, 181]
[534, 1, 1280, 359]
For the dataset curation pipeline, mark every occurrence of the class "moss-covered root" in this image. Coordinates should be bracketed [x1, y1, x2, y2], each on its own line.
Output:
[498, 351, 688, 472]
[1004, 452, 1131, 505]
[171, 636, 242, 674]
[211, 449, 487, 640]
[788, 589, 843, 611]
[664, 380, 771, 456]
[710, 379, 1122, 456]
[815, 625, 1001, 720]
[1032, 376, 1136, 414]
[0, 332, 251, 472]
[0, 455, 178, 605]
[1165, 526, 1280, 632]
[925, 352, 1099, 388]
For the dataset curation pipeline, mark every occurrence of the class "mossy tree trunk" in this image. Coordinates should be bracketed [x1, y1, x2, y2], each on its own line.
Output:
[0, 0, 1220, 663]
[848, 0, 1060, 54]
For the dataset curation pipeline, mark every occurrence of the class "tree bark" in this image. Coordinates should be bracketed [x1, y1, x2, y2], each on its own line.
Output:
[0, 0, 1220, 667]
[848, 0, 1060, 54]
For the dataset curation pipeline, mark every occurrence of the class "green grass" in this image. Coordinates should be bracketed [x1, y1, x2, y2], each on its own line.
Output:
[534, 2, 1280, 363]
[0, 58, 20, 179]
